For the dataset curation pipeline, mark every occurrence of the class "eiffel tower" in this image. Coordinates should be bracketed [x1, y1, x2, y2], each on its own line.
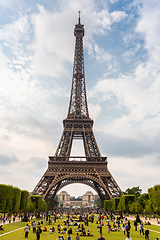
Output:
[32, 13, 123, 206]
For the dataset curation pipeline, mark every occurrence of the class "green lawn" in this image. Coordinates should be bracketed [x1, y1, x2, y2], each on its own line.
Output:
[0, 221, 27, 233]
[0, 216, 160, 240]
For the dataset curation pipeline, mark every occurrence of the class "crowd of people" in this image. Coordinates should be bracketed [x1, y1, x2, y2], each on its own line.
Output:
[1, 209, 159, 240]
[21, 209, 154, 240]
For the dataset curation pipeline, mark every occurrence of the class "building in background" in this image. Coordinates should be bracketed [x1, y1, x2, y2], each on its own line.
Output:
[57, 190, 98, 207]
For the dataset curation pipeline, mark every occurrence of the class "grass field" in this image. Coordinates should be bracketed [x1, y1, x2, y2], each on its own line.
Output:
[0, 216, 160, 240]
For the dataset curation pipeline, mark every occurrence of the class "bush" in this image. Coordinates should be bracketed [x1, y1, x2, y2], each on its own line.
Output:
[22, 213, 29, 222]
[136, 213, 141, 223]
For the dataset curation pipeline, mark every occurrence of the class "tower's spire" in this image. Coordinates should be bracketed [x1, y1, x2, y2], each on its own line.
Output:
[67, 13, 89, 119]
[78, 11, 81, 24]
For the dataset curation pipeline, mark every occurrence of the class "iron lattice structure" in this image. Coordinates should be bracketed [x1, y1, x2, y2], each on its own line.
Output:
[32, 14, 123, 205]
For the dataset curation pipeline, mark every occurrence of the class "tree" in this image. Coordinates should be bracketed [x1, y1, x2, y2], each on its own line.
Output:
[145, 199, 153, 215]
[47, 202, 51, 210]
[52, 198, 59, 208]
[148, 185, 160, 214]
[104, 200, 112, 212]
[94, 198, 102, 208]
[0, 185, 29, 215]
[0, 184, 8, 213]
[5, 185, 14, 213]
[76, 197, 82, 201]
[124, 186, 142, 198]
[129, 199, 143, 214]
[118, 195, 135, 213]
[27, 199, 34, 213]
[40, 200, 47, 212]
[30, 195, 43, 212]
[112, 197, 120, 212]
[12, 187, 21, 213]
[20, 190, 29, 212]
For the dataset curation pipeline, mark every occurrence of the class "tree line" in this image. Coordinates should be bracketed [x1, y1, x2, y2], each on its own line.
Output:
[0, 184, 59, 215]
[104, 185, 160, 216]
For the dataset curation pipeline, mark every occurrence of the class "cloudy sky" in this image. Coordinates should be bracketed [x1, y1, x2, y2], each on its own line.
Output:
[0, 0, 160, 197]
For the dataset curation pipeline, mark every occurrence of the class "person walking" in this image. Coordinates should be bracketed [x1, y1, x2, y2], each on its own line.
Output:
[24, 224, 29, 238]
[126, 231, 131, 240]
[122, 224, 125, 235]
[134, 221, 137, 231]
[36, 226, 42, 240]
[139, 223, 142, 236]
[32, 221, 36, 233]
[99, 223, 102, 234]
[76, 233, 80, 240]
[141, 223, 144, 237]
[67, 234, 71, 240]
[128, 220, 131, 230]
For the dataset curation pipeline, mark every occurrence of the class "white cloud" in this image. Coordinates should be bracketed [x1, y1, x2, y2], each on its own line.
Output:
[93, 65, 160, 138]
[0, 154, 19, 165]
[0, 15, 30, 55]
[109, 0, 119, 3]
[136, 1, 160, 52]
[122, 43, 141, 62]
[90, 1, 160, 166]
[0, 0, 14, 7]
[31, 5, 74, 77]
[94, 10, 111, 33]
[109, 154, 160, 193]
[88, 103, 101, 120]
[94, 44, 111, 62]
[110, 11, 127, 23]
[29, 2, 128, 76]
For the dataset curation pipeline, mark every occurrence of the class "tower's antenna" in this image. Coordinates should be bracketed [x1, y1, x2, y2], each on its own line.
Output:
[78, 11, 81, 24]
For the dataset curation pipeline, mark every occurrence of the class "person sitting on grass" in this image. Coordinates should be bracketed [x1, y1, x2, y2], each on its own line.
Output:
[68, 228, 72, 234]
[97, 234, 105, 240]
[76, 227, 81, 232]
[80, 229, 86, 236]
[114, 226, 119, 231]
[87, 230, 93, 236]
[0, 225, 4, 231]
[57, 224, 61, 233]
[43, 226, 47, 231]
[108, 225, 113, 232]
[60, 224, 63, 231]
